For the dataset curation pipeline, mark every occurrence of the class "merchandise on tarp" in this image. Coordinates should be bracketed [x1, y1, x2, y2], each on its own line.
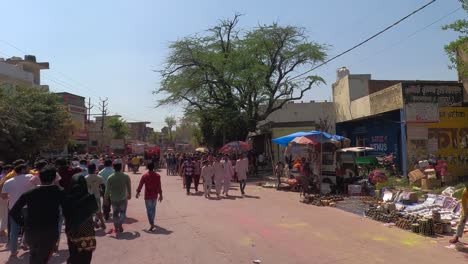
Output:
[368, 170, 387, 185]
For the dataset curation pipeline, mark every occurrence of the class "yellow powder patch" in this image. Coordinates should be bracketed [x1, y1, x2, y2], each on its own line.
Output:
[277, 222, 309, 229]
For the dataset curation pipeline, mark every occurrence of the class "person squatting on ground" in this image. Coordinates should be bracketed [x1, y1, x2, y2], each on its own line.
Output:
[104, 163, 131, 233]
[136, 163, 163, 232]
[201, 160, 214, 198]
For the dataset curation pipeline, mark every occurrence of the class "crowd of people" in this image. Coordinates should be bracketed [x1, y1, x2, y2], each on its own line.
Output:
[166, 153, 250, 198]
[0, 154, 163, 264]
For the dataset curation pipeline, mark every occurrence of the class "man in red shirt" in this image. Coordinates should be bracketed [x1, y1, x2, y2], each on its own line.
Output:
[136, 163, 163, 232]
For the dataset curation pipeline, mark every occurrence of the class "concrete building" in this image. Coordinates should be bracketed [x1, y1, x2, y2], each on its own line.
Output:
[252, 101, 336, 162]
[332, 68, 466, 179]
[55, 92, 88, 152]
[88, 115, 121, 153]
[0, 55, 49, 90]
[128, 121, 151, 142]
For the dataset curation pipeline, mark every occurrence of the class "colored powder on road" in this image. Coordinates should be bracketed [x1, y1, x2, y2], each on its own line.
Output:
[277, 222, 309, 229]
[371, 236, 388, 242]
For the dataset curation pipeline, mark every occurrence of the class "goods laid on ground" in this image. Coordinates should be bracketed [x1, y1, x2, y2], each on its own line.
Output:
[301, 194, 344, 207]
[364, 188, 462, 236]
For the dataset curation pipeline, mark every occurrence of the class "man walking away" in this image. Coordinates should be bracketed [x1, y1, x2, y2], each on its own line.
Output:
[221, 155, 234, 196]
[10, 165, 66, 264]
[201, 160, 213, 198]
[136, 163, 163, 232]
[193, 157, 201, 192]
[450, 182, 468, 244]
[85, 164, 106, 230]
[104, 163, 131, 233]
[182, 158, 195, 195]
[212, 157, 224, 198]
[1, 164, 34, 258]
[98, 159, 114, 220]
[235, 154, 249, 196]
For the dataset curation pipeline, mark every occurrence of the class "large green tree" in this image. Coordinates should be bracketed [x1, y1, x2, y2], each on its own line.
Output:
[0, 85, 73, 161]
[107, 116, 129, 139]
[164, 116, 177, 141]
[442, 0, 468, 78]
[155, 15, 327, 145]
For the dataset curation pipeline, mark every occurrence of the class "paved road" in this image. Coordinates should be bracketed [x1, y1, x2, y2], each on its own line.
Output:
[1, 169, 467, 264]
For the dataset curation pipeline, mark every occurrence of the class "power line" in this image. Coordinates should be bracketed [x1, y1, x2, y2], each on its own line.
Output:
[290, 0, 437, 81]
[0, 39, 100, 99]
[349, 6, 462, 68]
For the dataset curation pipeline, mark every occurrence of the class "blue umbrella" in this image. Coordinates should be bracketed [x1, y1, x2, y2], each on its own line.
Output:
[272, 130, 342, 146]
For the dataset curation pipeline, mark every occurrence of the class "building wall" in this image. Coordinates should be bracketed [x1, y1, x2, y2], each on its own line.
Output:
[333, 74, 374, 122]
[0, 61, 34, 86]
[406, 107, 468, 179]
[369, 83, 404, 115]
[260, 101, 336, 133]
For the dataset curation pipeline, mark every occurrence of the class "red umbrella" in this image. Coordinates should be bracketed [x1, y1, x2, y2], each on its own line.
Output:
[291, 135, 334, 145]
[219, 141, 251, 154]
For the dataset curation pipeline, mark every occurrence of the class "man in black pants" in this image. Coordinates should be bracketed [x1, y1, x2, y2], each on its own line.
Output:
[10, 165, 66, 264]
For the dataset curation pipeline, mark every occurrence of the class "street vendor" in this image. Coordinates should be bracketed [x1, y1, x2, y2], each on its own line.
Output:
[450, 183, 468, 244]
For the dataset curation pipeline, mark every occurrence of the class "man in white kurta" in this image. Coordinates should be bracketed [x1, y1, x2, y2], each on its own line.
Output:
[201, 161, 214, 198]
[212, 157, 224, 198]
[235, 154, 249, 195]
[221, 155, 234, 196]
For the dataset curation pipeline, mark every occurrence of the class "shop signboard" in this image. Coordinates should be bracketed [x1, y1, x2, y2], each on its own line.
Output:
[406, 107, 468, 178]
[403, 84, 463, 107]
[407, 126, 428, 140]
[405, 103, 439, 123]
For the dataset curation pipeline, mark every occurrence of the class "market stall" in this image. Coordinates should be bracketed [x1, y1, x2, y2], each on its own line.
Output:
[272, 130, 349, 194]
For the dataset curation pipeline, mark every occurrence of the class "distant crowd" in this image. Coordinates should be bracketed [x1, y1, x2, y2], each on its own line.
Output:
[165, 152, 253, 198]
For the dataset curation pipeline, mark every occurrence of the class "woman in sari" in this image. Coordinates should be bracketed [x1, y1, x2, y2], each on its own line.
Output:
[63, 174, 98, 264]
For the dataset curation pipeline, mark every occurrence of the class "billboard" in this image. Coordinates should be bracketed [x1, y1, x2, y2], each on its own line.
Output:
[405, 103, 439, 123]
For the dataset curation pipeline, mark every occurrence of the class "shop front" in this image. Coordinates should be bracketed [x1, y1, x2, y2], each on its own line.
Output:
[407, 107, 468, 180]
[336, 110, 402, 170]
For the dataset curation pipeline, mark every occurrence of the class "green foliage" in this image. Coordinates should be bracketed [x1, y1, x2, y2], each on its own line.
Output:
[164, 116, 177, 141]
[442, 0, 468, 79]
[155, 15, 327, 138]
[0, 86, 73, 162]
[107, 116, 129, 139]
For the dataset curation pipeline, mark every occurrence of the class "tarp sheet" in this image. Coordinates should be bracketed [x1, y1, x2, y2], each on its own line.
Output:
[272, 130, 344, 146]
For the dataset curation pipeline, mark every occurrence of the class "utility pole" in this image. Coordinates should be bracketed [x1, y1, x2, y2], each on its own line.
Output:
[86, 97, 93, 153]
[99, 97, 109, 152]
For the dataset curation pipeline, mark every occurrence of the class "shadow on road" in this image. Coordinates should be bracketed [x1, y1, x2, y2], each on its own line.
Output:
[143, 226, 173, 235]
[124, 217, 139, 224]
[222, 195, 243, 200]
[243, 195, 260, 199]
[111, 231, 141, 240]
[5, 249, 69, 264]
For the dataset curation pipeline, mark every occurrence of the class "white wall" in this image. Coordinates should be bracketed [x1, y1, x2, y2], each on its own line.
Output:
[260, 101, 336, 133]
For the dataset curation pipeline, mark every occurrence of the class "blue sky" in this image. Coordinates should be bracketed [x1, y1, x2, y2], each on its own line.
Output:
[0, 0, 464, 130]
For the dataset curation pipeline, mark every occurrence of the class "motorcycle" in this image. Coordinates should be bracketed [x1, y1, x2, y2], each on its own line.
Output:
[376, 153, 398, 176]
